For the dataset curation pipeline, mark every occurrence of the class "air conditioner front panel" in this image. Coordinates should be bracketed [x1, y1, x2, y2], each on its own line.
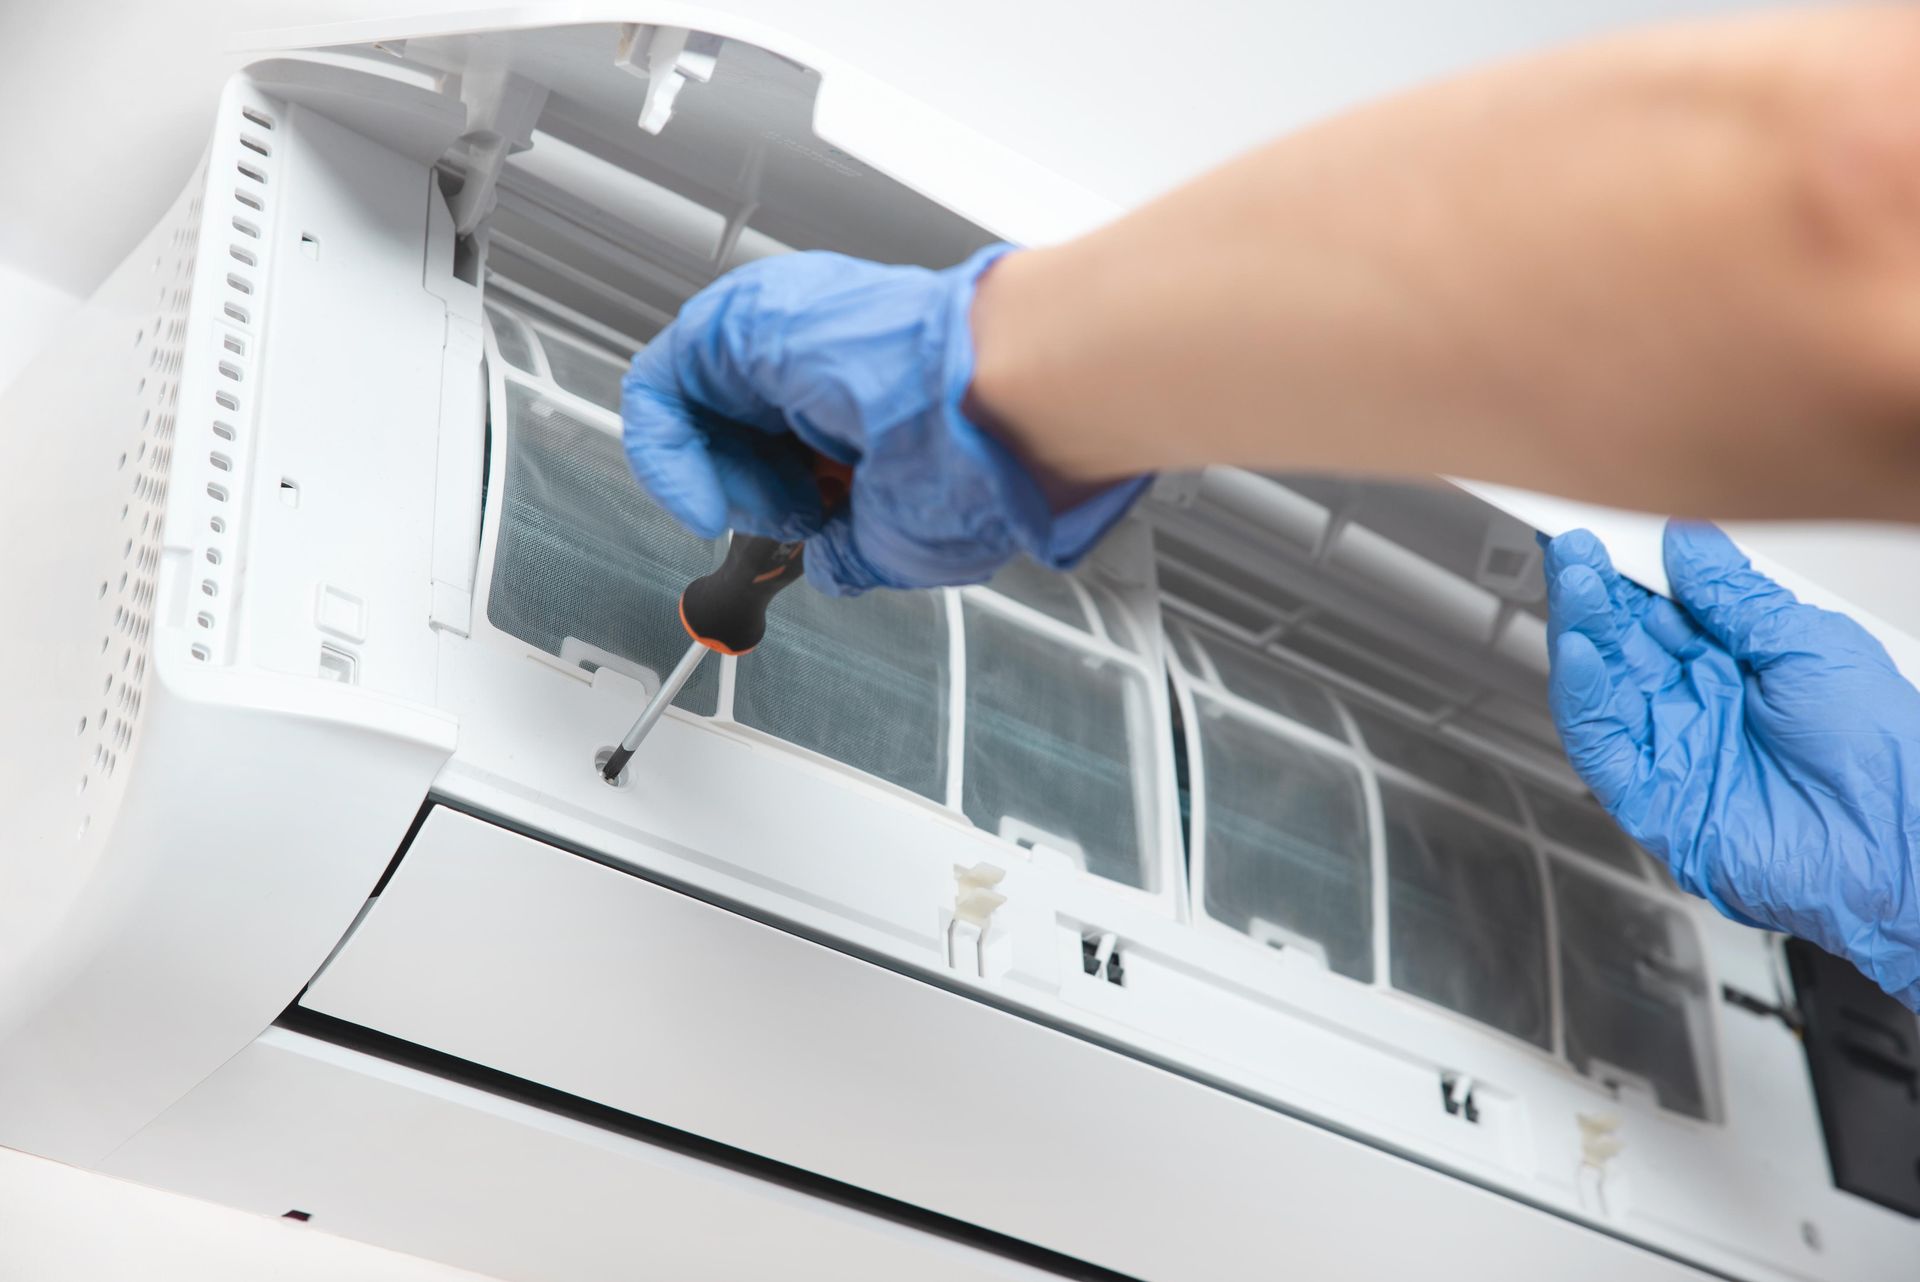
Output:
[4, 19, 1917, 1281]
[298, 805, 1717, 1282]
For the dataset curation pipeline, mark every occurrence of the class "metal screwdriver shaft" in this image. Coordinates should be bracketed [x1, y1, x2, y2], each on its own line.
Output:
[600, 639, 709, 782]
[599, 457, 852, 785]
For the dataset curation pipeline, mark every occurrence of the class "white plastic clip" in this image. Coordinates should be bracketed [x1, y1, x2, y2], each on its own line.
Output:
[947, 862, 1007, 977]
[1575, 1112, 1625, 1216]
[616, 25, 719, 134]
[444, 69, 549, 237]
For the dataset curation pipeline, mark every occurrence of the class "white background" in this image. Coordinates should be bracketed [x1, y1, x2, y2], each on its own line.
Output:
[0, 1145, 501, 1281]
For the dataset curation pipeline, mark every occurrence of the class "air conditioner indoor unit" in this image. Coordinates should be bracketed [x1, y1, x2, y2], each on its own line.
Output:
[3, 14, 1918, 1282]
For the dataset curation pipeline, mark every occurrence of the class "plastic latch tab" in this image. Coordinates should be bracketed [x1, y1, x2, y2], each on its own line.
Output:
[616, 25, 721, 135]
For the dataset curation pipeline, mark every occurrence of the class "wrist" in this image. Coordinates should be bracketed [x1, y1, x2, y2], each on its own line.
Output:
[966, 247, 1127, 511]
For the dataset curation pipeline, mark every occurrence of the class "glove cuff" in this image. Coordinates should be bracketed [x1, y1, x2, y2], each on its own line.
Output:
[939, 242, 1152, 572]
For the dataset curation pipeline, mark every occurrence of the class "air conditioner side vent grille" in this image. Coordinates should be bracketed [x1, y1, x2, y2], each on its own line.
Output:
[77, 179, 204, 834]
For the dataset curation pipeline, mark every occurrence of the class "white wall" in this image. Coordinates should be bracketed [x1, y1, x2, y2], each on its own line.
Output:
[0, 261, 78, 392]
[0, 1145, 504, 1282]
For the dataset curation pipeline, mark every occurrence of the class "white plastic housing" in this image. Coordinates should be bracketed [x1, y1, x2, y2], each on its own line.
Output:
[1, 15, 1917, 1282]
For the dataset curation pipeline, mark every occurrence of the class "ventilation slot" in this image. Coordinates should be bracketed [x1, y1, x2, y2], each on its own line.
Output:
[84, 174, 204, 838]
[197, 105, 274, 664]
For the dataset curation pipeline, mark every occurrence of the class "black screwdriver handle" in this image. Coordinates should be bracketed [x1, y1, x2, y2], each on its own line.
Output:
[679, 535, 807, 654]
[677, 457, 852, 655]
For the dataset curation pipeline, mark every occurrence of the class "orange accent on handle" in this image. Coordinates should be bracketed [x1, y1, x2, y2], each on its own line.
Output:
[680, 596, 757, 656]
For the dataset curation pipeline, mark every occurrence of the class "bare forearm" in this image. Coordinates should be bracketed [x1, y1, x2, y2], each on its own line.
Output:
[971, 5, 1920, 520]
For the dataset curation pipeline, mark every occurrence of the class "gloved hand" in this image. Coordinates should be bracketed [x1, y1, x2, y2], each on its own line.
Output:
[621, 247, 1150, 596]
[1545, 522, 1920, 1009]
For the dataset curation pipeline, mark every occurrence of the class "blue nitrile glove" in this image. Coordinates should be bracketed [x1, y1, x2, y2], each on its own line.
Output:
[621, 247, 1150, 597]
[1545, 522, 1920, 1009]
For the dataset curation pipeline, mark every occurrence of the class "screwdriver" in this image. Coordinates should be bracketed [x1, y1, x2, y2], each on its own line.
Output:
[601, 457, 852, 783]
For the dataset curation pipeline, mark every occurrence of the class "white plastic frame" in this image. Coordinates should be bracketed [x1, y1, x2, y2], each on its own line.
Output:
[1167, 616, 1726, 1123]
[470, 293, 1186, 906]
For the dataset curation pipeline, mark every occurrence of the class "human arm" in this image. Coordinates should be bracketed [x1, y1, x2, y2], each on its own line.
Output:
[625, 4, 1920, 594]
[972, 5, 1920, 518]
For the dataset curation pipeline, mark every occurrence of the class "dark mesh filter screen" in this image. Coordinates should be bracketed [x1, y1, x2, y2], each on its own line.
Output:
[1552, 860, 1712, 1119]
[734, 585, 949, 800]
[985, 557, 1088, 630]
[487, 381, 721, 715]
[1196, 698, 1373, 980]
[1524, 783, 1646, 879]
[1283, 627, 1453, 714]
[541, 330, 629, 413]
[1197, 638, 1348, 742]
[962, 603, 1153, 888]
[1352, 706, 1520, 821]
[486, 305, 539, 373]
[1383, 783, 1550, 1047]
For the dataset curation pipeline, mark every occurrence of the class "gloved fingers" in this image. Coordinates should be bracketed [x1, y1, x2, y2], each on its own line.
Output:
[661, 269, 800, 436]
[1542, 529, 1706, 660]
[1550, 631, 1649, 812]
[1663, 521, 1808, 668]
[1637, 593, 1708, 659]
[622, 368, 732, 541]
[1544, 529, 1651, 618]
[1545, 562, 1669, 717]
[1545, 561, 1622, 655]
[803, 509, 886, 598]
[707, 428, 826, 542]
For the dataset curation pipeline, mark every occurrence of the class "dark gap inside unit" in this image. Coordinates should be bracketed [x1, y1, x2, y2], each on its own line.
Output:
[1787, 939, 1920, 1218]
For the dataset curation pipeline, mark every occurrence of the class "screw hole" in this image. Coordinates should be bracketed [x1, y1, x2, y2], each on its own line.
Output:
[593, 747, 632, 789]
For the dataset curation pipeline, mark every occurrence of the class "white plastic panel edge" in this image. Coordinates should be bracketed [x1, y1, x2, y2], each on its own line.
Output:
[303, 808, 1715, 1282]
[0, 76, 458, 1164]
[102, 1027, 1065, 1282]
[1457, 479, 1920, 685]
[238, 3, 1121, 247]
